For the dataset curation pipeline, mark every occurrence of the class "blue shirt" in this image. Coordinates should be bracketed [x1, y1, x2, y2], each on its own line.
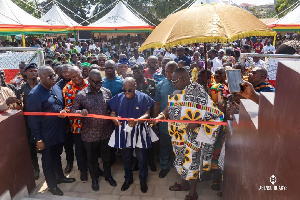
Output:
[154, 78, 175, 134]
[102, 76, 123, 97]
[28, 84, 66, 146]
[174, 55, 191, 66]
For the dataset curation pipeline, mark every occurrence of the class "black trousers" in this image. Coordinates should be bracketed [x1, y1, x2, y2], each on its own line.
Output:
[122, 148, 148, 183]
[84, 138, 111, 180]
[73, 134, 87, 173]
[64, 130, 74, 165]
[41, 143, 65, 189]
[25, 122, 38, 170]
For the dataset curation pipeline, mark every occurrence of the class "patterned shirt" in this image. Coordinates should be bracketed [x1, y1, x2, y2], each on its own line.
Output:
[62, 79, 89, 134]
[167, 82, 223, 180]
[71, 86, 114, 142]
[210, 83, 229, 110]
[254, 82, 275, 93]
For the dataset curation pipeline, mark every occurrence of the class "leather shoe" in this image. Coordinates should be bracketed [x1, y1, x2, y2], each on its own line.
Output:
[80, 171, 88, 183]
[33, 168, 40, 180]
[159, 168, 170, 178]
[92, 179, 99, 191]
[105, 176, 117, 187]
[48, 187, 63, 196]
[57, 177, 76, 184]
[140, 182, 148, 193]
[64, 163, 73, 174]
[121, 180, 133, 191]
[149, 161, 157, 172]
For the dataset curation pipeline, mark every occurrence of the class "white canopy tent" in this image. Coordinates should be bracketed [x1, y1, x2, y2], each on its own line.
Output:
[0, 0, 47, 25]
[268, 2, 300, 32]
[40, 4, 79, 26]
[190, 0, 224, 7]
[269, 4, 300, 25]
[89, 1, 150, 27]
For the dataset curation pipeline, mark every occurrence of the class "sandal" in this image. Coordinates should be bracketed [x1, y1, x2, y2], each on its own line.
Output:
[184, 194, 198, 200]
[169, 182, 190, 191]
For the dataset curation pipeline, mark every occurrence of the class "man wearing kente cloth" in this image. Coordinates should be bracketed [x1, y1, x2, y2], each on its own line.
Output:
[248, 67, 275, 93]
[151, 68, 223, 200]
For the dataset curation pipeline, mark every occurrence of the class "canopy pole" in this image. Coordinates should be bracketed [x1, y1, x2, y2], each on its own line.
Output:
[273, 35, 276, 47]
[204, 42, 208, 91]
[22, 35, 26, 47]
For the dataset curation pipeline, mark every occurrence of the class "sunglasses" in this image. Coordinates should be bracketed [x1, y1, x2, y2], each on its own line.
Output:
[122, 89, 134, 93]
[44, 74, 56, 79]
[90, 79, 103, 85]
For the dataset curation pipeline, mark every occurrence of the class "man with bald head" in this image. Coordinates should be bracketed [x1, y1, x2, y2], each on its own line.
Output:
[108, 77, 157, 193]
[151, 68, 223, 200]
[102, 60, 123, 97]
[248, 67, 274, 92]
[28, 66, 76, 196]
[144, 56, 158, 79]
[62, 66, 89, 182]
[71, 69, 116, 191]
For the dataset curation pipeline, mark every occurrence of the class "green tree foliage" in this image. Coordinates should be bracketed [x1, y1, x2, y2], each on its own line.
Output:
[275, 0, 297, 18]
[12, 0, 40, 18]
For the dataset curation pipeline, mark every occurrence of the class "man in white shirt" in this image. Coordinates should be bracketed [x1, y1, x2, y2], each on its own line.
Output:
[89, 41, 97, 51]
[169, 47, 177, 60]
[253, 57, 265, 68]
[211, 49, 224, 73]
[75, 42, 81, 53]
[131, 49, 145, 65]
[262, 41, 276, 53]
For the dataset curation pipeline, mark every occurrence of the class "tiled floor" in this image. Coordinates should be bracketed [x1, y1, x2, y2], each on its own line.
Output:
[33, 152, 222, 200]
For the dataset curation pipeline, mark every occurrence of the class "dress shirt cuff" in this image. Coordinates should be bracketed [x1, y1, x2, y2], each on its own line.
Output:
[33, 133, 43, 142]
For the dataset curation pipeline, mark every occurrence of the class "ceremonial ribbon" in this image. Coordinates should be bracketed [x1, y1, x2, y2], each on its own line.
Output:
[22, 112, 228, 126]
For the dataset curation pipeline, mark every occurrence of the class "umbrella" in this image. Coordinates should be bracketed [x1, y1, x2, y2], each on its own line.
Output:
[139, 3, 276, 51]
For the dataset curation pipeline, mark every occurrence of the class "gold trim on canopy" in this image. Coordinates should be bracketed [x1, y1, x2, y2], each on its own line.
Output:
[139, 4, 276, 51]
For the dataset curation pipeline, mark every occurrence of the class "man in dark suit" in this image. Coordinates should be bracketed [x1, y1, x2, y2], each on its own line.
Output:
[28, 66, 76, 196]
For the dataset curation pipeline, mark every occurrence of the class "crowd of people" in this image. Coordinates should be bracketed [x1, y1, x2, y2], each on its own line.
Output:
[1, 34, 300, 200]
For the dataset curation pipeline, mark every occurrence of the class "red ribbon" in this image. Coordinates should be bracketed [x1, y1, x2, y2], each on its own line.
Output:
[22, 112, 228, 125]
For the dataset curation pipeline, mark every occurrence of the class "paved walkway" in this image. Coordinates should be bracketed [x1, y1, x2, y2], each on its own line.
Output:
[33, 153, 222, 200]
